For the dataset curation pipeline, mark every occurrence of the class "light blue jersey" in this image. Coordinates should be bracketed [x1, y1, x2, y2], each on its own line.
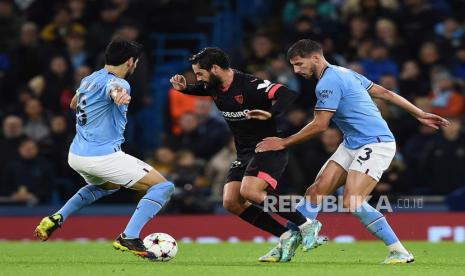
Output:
[314, 64, 395, 149]
[69, 68, 130, 156]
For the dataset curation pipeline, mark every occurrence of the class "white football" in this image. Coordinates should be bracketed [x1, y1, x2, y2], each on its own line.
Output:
[143, 233, 178, 261]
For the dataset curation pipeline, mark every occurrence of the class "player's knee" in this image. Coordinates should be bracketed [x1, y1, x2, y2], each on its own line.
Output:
[223, 198, 244, 214]
[149, 181, 175, 205]
[239, 186, 260, 204]
[342, 194, 361, 211]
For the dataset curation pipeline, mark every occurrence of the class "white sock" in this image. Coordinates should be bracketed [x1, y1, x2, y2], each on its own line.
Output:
[298, 219, 312, 230]
[280, 230, 292, 240]
[388, 241, 409, 255]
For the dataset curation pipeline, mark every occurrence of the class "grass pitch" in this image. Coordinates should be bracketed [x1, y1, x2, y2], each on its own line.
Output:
[1, 241, 463, 276]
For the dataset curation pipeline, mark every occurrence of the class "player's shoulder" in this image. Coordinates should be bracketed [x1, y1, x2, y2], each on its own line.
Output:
[233, 69, 260, 83]
[106, 75, 130, 90]
[317, 65, 347, 89]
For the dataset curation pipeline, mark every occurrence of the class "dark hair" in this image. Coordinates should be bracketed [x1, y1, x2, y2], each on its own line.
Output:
[189, 47, 230, 70]
[287, 39, 323, 60]
[104, 38, 143, 66]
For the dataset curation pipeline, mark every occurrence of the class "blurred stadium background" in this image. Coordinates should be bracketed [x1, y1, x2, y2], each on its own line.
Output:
[0, 0, 464, 242]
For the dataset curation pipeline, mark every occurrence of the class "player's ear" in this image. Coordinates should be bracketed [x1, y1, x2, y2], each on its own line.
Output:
[211, 64, 220, 74]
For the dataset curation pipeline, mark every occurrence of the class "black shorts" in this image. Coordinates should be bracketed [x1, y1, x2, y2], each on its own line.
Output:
[225, 149, 288, 189]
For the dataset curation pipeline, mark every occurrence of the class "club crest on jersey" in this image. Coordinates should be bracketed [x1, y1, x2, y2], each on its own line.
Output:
[234, 94, 244, 104]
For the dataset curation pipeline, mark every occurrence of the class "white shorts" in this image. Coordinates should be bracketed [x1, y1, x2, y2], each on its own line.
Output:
[68, 151, 153, 187]
[320, 142, 396, 182]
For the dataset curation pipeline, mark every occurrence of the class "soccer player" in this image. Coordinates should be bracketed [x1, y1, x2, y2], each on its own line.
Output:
[256, 39, 450, 264]
[170, 47, 315, 262]
[34, 39, 174, 260]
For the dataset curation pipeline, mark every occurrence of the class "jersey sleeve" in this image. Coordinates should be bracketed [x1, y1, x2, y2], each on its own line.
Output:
[353, 71, 374, 90]
[179, 83, 210, 96]
[254, 79, 284, 100]
[314, 77, 343, 112]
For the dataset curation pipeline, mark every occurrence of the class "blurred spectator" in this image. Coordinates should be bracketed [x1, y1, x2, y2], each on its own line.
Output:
[170, 150, 212, 213]
[285, 16, 322, 47]
[168, 112, 220, 161]
[195, 98, 228, 159]
[451, 44, 465, 79]
[420, 118, 465, 194]
[23, 99, 51, 142]
[205, 137, 236, 201]
[375, 18, 407, 63]
[0, 0, 22, 51]
[40, 4, 86, 48]
[146, 146, 176, 180]
[434, 16, 464, 54]
[42, 115, 73, 176]
[243, 33, 278, 73]
[1, 139, 53, 204]
[402, 124, 438, 194]
[268, 54, 300, 91]
[344, 15, 370, 60]
[68, 0, 93, 27]
[0, 115, 26, 169]
[401, 0, 442, 55]
[429, 72, 465, 118]
[41, 55, 74, 113]
[320, 36, 347, 66]
[168, 70, 202, 135]
[418, 42, 444, 82]
[14, 22, 43, 84]
[64, 31, 89, 71]
[399, 60, 430, 99]
[361, 43, 399, 82]
[341, 0, 398, 25]
[87, 1, 122, 61]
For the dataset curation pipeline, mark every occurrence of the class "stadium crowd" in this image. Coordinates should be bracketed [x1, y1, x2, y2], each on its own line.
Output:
[1, 0, 465, 211]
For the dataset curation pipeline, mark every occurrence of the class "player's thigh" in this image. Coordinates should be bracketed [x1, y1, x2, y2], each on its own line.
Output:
[131, 169, 167, 191]
[85, 151, 162, 191]
[344, 142, 396, 209]
[307, 160, 347, 203]
[348, 142, 396, 182]
[343, 170, 378, 210]
[243, 149, 288, 191]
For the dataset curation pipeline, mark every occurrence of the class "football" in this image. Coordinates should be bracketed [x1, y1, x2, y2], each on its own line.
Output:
[143, 233, 178, 261]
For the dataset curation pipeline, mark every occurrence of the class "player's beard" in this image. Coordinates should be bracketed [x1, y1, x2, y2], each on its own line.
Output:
[206, 73, 222, 89]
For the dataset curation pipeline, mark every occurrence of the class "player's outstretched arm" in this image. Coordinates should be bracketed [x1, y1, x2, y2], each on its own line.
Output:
[70, 94, 78, 110]
[256, 110, 333, 152]
[110, 86, 131, 105]
[368, 84, 450, 129]
[170, 74, 209, 96]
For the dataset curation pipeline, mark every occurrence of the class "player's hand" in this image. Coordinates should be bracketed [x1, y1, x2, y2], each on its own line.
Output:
[246, 109, 272, 120]
[255, 137, 286, 153]
[170, 74, 187, 91]
[111, 87, 131, 105]
[417, 112, 450, 129]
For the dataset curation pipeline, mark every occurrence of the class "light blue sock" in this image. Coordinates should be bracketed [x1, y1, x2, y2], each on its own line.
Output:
[296, 198, 320, 220]
[56, 184, 119, 222]
[352, 201, 399, 246]
[287, 198, 320, 230]
[123, 182, 175, 239]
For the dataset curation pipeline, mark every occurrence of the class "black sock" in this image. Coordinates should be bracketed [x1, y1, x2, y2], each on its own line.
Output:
[266, 191, 308, 226]
[239, 205, 288, 237]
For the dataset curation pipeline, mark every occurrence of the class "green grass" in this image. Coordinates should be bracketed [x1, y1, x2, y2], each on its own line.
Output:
[1, 241, 464, 276]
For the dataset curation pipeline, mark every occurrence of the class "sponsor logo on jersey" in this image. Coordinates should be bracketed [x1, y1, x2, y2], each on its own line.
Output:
[221, 109, 250, 121]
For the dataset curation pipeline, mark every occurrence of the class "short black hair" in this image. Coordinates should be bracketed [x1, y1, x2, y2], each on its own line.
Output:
[189, 47, 230, 70]
[287, 39, 323, 60]
[104, 38, 143, 66]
